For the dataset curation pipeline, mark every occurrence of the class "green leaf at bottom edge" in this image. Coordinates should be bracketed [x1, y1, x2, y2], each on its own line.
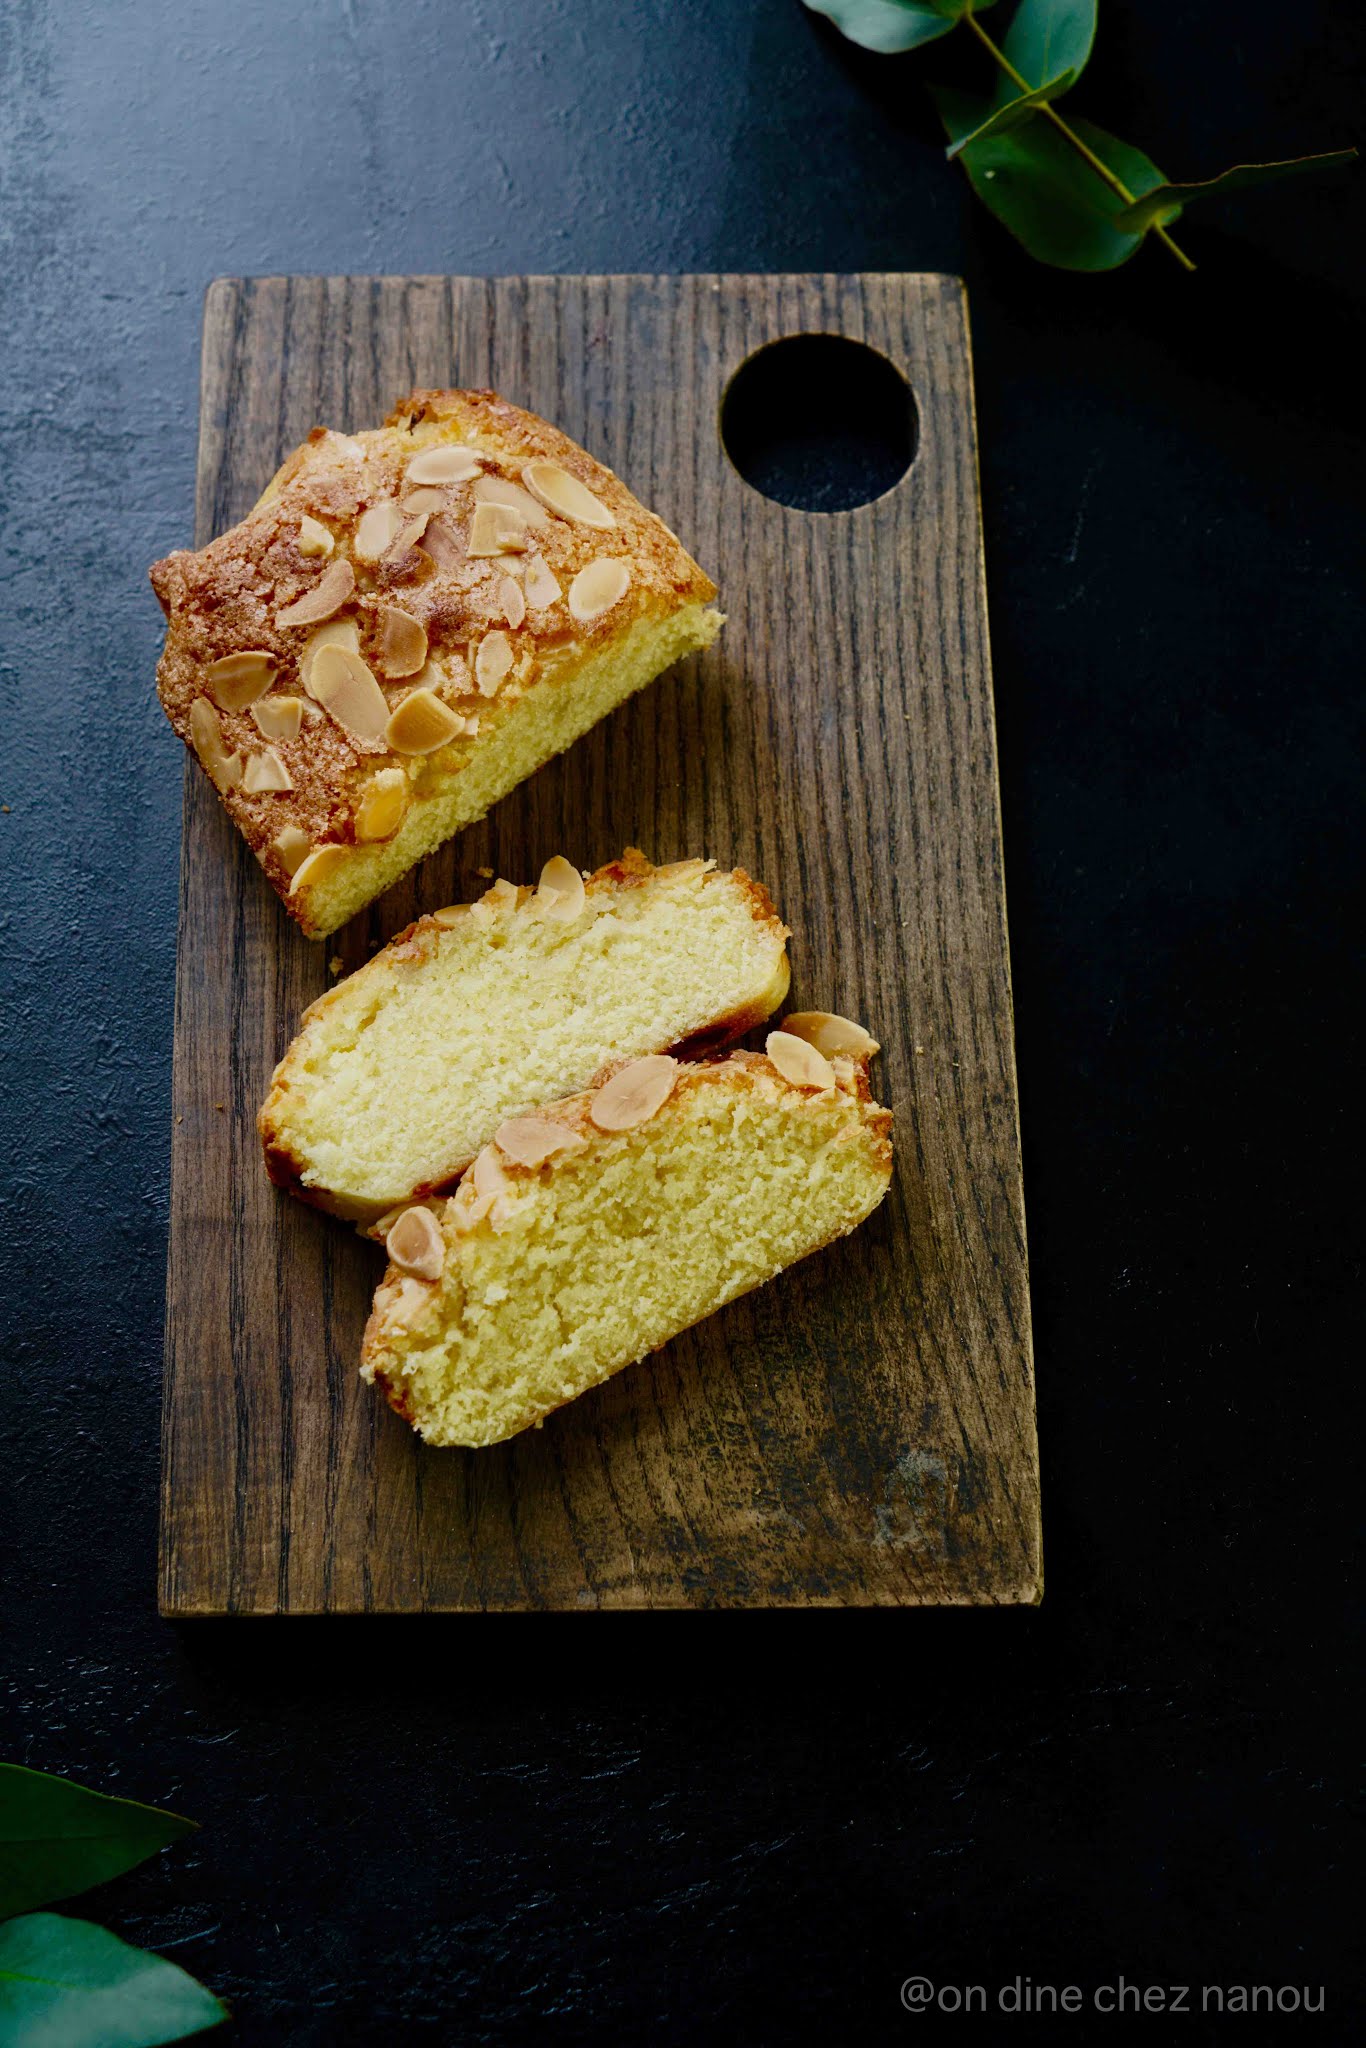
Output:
[0, 1764, 197, 1918]
[935, 86, 1168, 270]
[946, 73, 1078, 158]
[801, 0, 995, 56]
[1115, 149, 1358, 231]
[0, 1915, 226, 2048]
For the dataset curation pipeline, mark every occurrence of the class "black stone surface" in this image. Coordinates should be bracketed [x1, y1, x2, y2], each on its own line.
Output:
[1, 1, 1360, 2039]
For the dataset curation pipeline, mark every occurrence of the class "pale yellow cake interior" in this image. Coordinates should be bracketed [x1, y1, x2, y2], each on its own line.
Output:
[273, 865, 789, 1215]
[292, 603, 721, 937]
[365, 1069, 891, 1448]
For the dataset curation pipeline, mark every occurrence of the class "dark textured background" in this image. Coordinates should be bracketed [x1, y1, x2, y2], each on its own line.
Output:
[1, 0, 1360, 2038]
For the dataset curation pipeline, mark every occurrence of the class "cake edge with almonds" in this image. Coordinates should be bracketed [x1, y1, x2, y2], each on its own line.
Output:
[151, 389, 722, 939]
[360, 1040, 893, 1449]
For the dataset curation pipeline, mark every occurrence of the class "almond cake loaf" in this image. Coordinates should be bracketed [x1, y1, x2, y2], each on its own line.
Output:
[150, 390, 722, 937]
[259, 850, 792, 1222]
[361, 1030, 891, 1448]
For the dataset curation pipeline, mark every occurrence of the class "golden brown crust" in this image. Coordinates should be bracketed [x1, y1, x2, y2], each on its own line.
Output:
[151, 394, 717, 925]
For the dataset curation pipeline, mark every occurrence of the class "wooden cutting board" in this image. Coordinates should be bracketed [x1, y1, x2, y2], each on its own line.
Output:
[160, 273, 1041, 1613]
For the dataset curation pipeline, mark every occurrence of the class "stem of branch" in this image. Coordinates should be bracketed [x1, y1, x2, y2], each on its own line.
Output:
[964, 12, 1196, 273]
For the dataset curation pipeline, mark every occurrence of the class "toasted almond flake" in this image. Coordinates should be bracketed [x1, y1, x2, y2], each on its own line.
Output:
[450, 1182, 495, 1233]
[289, 842, 349, 894]
[482, 876, 520, 914]
[189, 697, 244, 791]
[354, 766, 410, 841]
[384, 511, 430, 562]
[498, 575, 526, 628]
[328, 433, 365, 463]
[376, 604, 428, 678]
[385, 686, 463, 754]
[568, 557, 630, 624]
[276, 557, 354, 628]
[399, 486, 450, 517]
[535, 854, 586, 923]
[781, 1011, 881, 1059]
[473, 475, 550, 527]
[590, 1054, 679, 1132]
[385, 1205, 445, 1282]
[242, 747, 294, 793]
[251, 695, 305, 743]
[767, 1030, 837, 1090]
[205, 650, 278, 712]
[521, 459, 617, 529]
[493, 1117, 586, 1169]
[831, 1056, 857, 1092]
[298, 619, 360, 695]
[307, 643, 389, 738]
[467, 502, 529, 557]
[421, 517, 462, 570]
[472, 1144, 512, 1198]
[473, 630, 514, 696]
[355, 500, 403, 562]
[522, 553, 562, 609]
[406, 445, 482, 486]
[298, 514, 335, 557]
[272, 825, 312, 875]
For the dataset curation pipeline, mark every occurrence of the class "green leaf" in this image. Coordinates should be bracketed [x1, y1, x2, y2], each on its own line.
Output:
[946, 74, 1078, 157]
[1001, 0, 1097, 90]
[0, 1915, 226, 2047]
[801, 0, 994, 56]
[1115, 149, 1358, 231]
[0, 1765, 197, 1918]
[936, 86, 1167, 269]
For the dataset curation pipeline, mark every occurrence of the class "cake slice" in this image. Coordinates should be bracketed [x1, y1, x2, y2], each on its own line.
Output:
[260, 851, 791, 1221]
[150, 389, 722, 937]
[360, 1041, 892, 1448]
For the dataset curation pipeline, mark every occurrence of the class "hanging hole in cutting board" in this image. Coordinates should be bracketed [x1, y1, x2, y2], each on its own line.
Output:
[720, 334, 917, 513]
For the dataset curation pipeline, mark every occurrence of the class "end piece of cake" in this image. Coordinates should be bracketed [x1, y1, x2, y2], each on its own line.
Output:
[360, 1041, 892, 1448]
[151, 390, 722, 937]
[259, 850, 791, 1222]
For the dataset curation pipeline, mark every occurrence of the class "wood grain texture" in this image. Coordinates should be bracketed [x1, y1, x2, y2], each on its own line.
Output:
[160, 274, 1040, 1613]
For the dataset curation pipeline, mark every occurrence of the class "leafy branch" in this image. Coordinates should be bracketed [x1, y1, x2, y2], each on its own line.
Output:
[0, 1763, 225, 2044]
[802, 0, 1355, 270]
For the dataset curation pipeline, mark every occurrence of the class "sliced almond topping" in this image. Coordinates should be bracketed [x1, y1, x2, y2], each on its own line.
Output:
[467, 502, 529, 557]
[472, 1144, 512, 1198]
[307, 643, 389, 739]
[298, 514, 335, 557]
[568, 557, 630, 624]
[449, 1182, 495, 1234]
[473, 475, 550, 528]
[354, 766, 410, 842]
[482, 876, 521, 914]
[521, 460, 617, 529]
[355, 500, 403, 562]
[288, 842, 349, 894]
[781, 1011, 881, 1059]
[205, 650, 278, 712]
[188, 697, 244, 792]
[385, 1205, 445, 1282]
[271, 824, 312, 875]
[276, 557, 354, 628]
[522, 553, 562, 609]
[299, 619, 360, 694]
[421, 517, 462, 571]
[242, 747, 294, 793]
[767, 1030, 837, 1090]
[498, 575, 526, 629]
[385, 687, 463, 754]
[474, 631, 514, 696]
[376, 604, 428, 678]
[535, 854, 586, 923]
[493, 1117, 586, 1169]
[590, 1055, 679, 1132]
[831, 1056, 858, 1093]
[399, 486, 450, 517]
[384, 511, 430, 562]
[406, 445, 482, 486]
[251, 695, 305, 743]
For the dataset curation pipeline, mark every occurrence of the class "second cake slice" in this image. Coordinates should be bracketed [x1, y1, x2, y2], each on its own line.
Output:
[260, 850, 790, 1220]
